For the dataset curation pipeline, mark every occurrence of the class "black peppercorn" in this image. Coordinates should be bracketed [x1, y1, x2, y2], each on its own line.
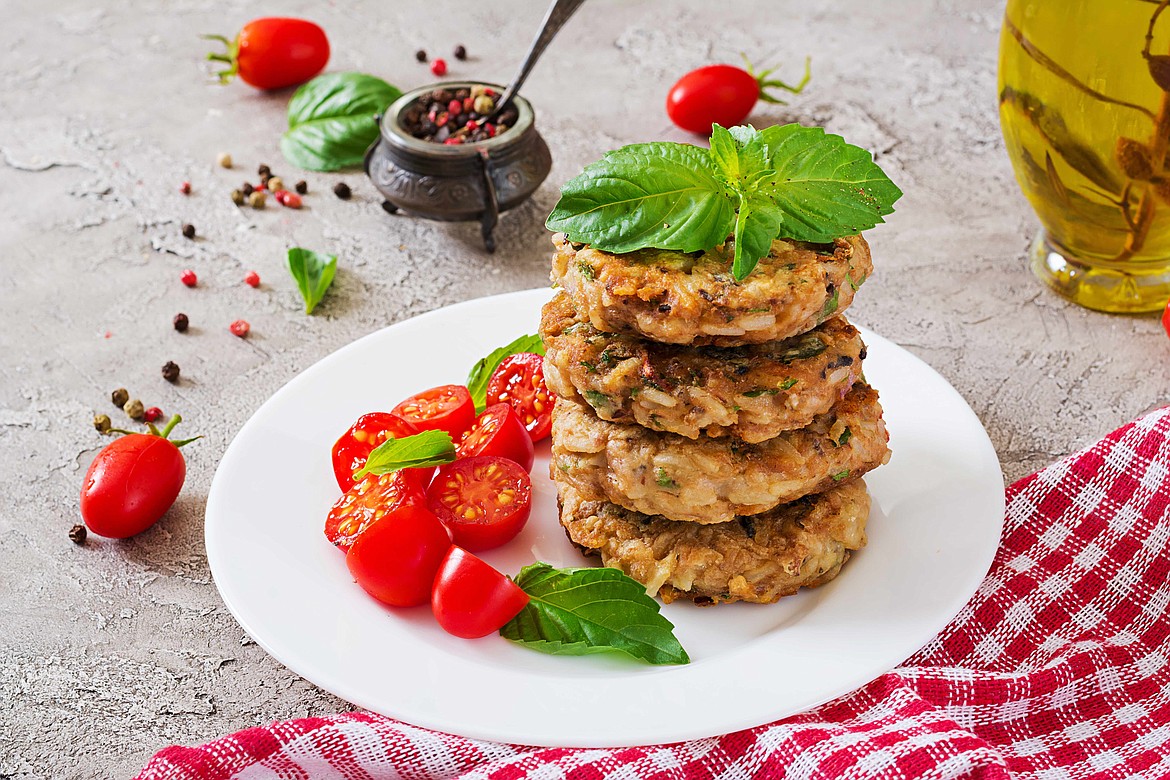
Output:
[294, 180, 308, 195]
[454, 44, 467, 60]
[333, 182, 352, 200]
[181, 223, 195, 240]
[258, 164, 271, 178]
[173, 313, 189, 332]
[161, 361, 180, 383]
[415, 49, 427, 62]
[111, 387, 129, 408]
[69, 524, 87, 545]
[242, 182, 254, 197]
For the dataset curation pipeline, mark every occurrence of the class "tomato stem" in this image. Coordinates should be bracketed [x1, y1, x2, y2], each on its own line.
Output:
[159, 414, 182, 439]
[742, 54, 812, 105]
[201, 33, 240, 84]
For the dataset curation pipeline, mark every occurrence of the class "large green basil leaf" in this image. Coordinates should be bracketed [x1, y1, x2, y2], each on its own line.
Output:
[281, 72, 401, 171]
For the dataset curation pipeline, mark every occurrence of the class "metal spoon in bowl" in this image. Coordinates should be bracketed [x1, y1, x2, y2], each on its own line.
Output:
[485, 0, 586, 124]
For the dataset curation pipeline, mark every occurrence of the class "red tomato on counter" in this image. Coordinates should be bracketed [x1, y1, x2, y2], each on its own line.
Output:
[80, 433, 187, 539]
[206, 17, 330, 90]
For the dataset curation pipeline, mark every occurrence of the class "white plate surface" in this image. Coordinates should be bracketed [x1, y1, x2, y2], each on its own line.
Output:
[206, 288, 1004, 748]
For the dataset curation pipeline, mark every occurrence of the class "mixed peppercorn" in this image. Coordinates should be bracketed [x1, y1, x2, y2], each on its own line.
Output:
[401, 85, 518, 145]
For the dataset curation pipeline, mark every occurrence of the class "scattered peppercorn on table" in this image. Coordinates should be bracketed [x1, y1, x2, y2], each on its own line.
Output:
[0, 0, 1167, 776]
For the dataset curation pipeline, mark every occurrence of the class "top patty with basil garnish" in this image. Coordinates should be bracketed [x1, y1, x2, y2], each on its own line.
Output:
[549, 232, 872, 347]
[541, 292, 866, 443]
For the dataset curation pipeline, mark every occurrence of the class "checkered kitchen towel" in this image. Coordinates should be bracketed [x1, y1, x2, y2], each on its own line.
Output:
[137, 406, 1170, 780]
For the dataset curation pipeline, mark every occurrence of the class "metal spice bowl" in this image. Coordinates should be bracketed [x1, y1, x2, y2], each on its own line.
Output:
[364, 81, 552, 252]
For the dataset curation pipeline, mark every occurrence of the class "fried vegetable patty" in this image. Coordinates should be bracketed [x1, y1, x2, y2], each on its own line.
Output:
[550, 382, 889, 524]
[549, 233, 872, 347]
[541, 292, 865, 443]
[556, 479, 870, 605]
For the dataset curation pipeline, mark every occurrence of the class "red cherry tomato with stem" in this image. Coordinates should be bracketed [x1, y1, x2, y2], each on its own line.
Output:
[346, 504, 451, 607]
[392, 385, 475, 439]
[457, 403, 535, 472]
[332, 412, 432, 492]
[431, 546, 529, 638]
[426, 456, 532, 551]
[486, 353, 555, 442]
[80, 415, 197, 539]
[325, 470, 427, 551]
[205, 17, 330, 90]
[666, 58, 811, 135]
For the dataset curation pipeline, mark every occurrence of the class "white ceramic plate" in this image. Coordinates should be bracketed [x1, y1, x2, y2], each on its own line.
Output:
[206, 288, 1004, 748]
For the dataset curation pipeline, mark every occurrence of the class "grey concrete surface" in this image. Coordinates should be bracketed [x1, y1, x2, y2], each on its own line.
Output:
[2, 0, 1168, 776]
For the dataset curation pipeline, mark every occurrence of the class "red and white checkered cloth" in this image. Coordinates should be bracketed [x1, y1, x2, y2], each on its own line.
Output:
[138, 407, 1170, 780]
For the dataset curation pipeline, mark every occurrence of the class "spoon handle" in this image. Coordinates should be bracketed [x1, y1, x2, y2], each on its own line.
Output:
[491, 0, 586, 120]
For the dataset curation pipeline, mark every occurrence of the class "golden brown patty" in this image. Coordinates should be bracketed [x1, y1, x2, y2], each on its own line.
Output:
[550, 382, 889, 524]
[557, 478, 870, 605]
[541, 292, 866, 443]
[549, 233, 872, 347]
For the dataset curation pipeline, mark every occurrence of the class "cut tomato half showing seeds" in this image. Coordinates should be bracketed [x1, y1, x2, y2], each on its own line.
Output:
[457, 403, 535, 472]
[485, 352, 555, 442]
[325, 470, 426, 551]
[391, 384, 475, 439]
[331, 412, 432, 492]
[426, 456, 532, 551]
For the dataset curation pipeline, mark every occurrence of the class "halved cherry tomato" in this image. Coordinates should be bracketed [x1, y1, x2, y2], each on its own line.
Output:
[332, 412, 432, 492]
[431, 546, 529, 638]
[457, 403, 535, 472]
[391, 384, 475, 439]
[346, 504, 451, 607]
[426, 456, 532, 551]
[486, 353, 555, 442]
[1163, 298, 1170, 339]
[325, 470, 426, 551]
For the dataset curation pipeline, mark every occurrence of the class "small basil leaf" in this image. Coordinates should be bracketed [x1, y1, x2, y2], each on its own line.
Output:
[281, 72, 402, 172]
[546, 142, 733, 253]
[501, 563, 689, 665]
[732, 186, 785, 280]
[353, 430, 456, 480]
[466, 334, 546, 414]
[287, 248, 338, 314]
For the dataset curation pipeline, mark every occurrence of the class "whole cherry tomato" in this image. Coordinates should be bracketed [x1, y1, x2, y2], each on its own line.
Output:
[346, 504, 451, 608]
[206, 18, 330, 90]
[392, 385, 476, 439]
[325, 470, 426, 551]
[666, 59, 810, 135]
[332, 412, 431, 492]
[80, 416, 195, 538]
[486, 353, 555, 442]
[426, 456, 532, 551]
[457, 404, 535, 472]
[431, 546, 529, 639]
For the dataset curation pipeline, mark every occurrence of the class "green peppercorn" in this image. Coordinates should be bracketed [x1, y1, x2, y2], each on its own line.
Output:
[231, 189, 245, 206]
[248, 191, 267, 209]
[124, 398, 145, 420]
[93, 413, 111, 434]
[217, 152, 233, 168]
[111, 387, 129, 408]
[473, 95, 494, 115]
[266, 176, 284, 193]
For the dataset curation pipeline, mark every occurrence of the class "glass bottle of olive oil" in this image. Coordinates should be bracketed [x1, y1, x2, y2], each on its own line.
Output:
[999, 0, 1170, 312]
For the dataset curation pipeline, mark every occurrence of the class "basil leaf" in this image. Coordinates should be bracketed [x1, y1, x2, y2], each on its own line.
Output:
[755, 123, 903, 242]
[732, 176, 786, 280]
[546, 143, 734, 253]
[501, 563, 689, 665]
[466, 334, 545, 414]
[281, 73, 402, 171]
[353, 430, 456, 480]
[287, 248, 338, 314]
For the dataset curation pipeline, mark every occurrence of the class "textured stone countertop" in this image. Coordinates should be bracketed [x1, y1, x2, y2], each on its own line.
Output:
[2, 0, 1169, 776]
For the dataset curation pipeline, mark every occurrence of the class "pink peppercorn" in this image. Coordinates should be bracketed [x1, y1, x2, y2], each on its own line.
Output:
[230, 319, 250, 338]
[431, 59, 447, 76]
[244, 270, 260, 287]
[180, 269, 197, 287]
[143, 406, 163, 423]
[280, 191, 302, 209]
[179, 181, 191, 195]
[447, 99, 462, 115]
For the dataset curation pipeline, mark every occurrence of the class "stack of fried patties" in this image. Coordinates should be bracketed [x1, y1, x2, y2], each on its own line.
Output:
[539, 231, 891, 605]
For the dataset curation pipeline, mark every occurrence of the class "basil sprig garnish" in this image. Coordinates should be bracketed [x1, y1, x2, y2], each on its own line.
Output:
[466, 334, 546, 414]
[281, 72, 402, 171]
[501, 563, 690, 666]
[352, 430, 456, 480]
[287, 247, 338, 314]
[546, 123, 902, 280]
